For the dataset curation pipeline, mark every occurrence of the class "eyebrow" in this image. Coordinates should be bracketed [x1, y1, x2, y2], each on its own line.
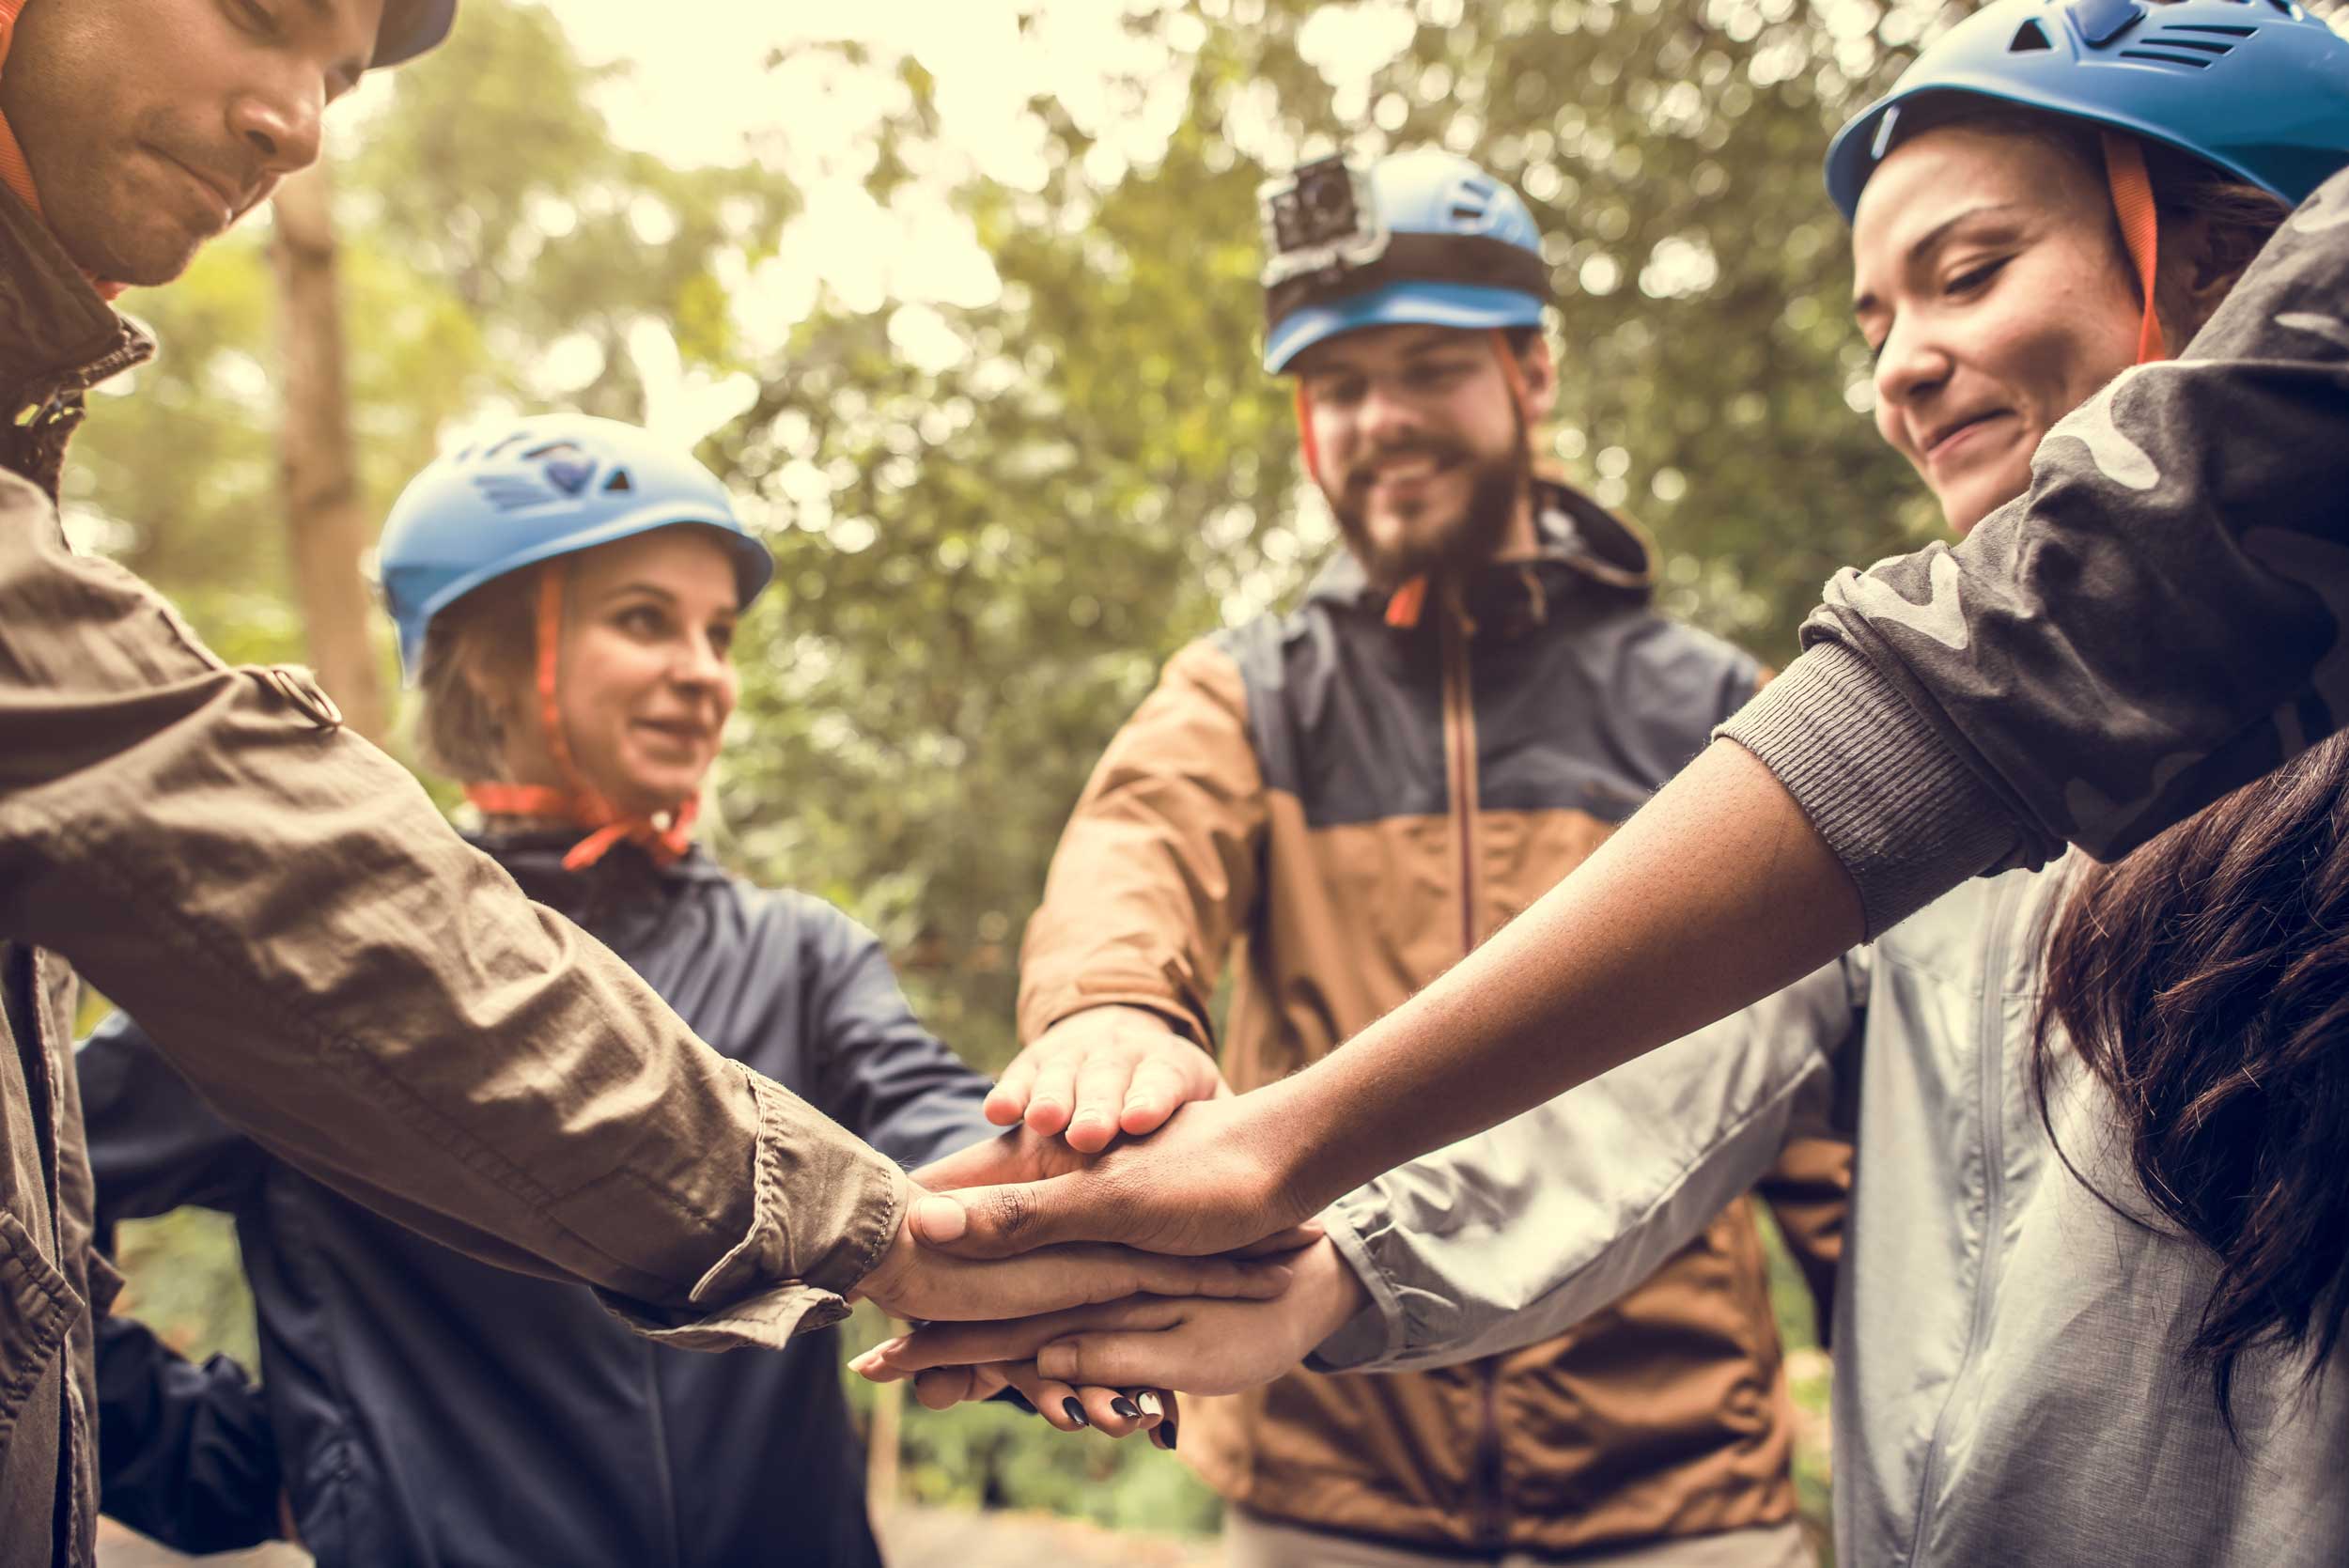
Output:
[1852, 201, 2027, 315]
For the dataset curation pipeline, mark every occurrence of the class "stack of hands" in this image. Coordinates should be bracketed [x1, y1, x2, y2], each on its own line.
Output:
[844, 1007, 1369, 1446]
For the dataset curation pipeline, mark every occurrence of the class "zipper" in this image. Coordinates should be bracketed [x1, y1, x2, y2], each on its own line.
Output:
[1904, 877, 2022, 1564]
[1441, 600, 1506, 1548]
[1440, 606, 1480, 957]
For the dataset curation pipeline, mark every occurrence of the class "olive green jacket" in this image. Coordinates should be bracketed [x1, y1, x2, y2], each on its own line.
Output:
[0, 190, 906, 1568]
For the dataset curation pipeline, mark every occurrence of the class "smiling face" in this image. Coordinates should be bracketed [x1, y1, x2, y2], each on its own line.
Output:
[1852, 121, 2143, 536]
[494, 528, 744, 817]
[0, 0, 381, 286]
[1291, 323, 1555, 586]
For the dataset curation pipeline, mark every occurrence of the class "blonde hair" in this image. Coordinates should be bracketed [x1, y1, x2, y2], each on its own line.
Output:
[410, 567, 541, 783]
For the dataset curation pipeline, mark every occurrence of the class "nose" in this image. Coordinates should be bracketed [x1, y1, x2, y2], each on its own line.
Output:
[1873, 314, 1953, 431]
[671, 632, 729, 694]
[227, 75, 325, 179]
[1357, 375, 1423, 452]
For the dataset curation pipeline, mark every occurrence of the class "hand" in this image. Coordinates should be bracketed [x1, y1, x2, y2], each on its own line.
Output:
[988, 1006, 1228, 1152]
[915, 1362, 1180, 1447]
[853, 1238, 1367, 1399]
[851, 1179, 1298, 1321]
[913, 1091, 1314, 1259]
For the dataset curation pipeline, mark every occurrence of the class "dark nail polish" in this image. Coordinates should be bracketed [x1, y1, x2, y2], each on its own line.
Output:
[1110, 1396, 1142, 1420]
[1151, 1416, 1178, 1452]
[1002, 1389, 1036, 1415]
[1062, 1398, 1090, 1428]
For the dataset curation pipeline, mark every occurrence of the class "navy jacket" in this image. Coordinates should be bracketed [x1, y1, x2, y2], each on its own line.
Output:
[79, 833, 996, 1567]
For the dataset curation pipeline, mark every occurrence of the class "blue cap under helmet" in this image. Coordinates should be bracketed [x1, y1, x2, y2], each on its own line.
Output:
[1826, 0, 2349, 223]
[373, 0, 456, 69]
[378, 413, 775, 684]
[1261, 148, 1551, 374]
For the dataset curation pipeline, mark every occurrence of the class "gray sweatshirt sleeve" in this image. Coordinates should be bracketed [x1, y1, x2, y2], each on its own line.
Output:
[1308, 955, 1860, 1373]
[1720, 166, 2349, 938]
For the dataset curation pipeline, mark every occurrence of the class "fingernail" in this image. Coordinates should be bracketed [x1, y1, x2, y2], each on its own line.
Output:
[1151, 1415, 1178, 1451]
[1110, 1396, 1142, 1420]
[1002, 1389, 1036, 1414]
[1062, 1398, 1090, 1428]
[1135, 1391, 1164, 1420]
[912, 1194, 968, 1244]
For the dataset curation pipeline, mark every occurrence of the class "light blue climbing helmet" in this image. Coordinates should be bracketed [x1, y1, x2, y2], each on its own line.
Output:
[1826, 0, 2349, 222]
[1260, 147, 1553, 373]
[378, 413, 774, 683]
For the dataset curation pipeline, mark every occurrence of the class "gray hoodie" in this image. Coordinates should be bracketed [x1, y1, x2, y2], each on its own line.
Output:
[1314, 865, 2346, 1567]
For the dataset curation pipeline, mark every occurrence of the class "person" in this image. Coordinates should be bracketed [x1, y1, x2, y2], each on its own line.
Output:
[866, 6, 2349, 1562]
[0, 4, 1271, 1562]
[995, 146, 1846, 1565]
[904, 0, 2349, 1265]
[78, 416, 1177, 1565]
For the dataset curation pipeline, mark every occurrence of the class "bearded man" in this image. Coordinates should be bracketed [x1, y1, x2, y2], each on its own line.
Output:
[1002, 148, 1851, 1567]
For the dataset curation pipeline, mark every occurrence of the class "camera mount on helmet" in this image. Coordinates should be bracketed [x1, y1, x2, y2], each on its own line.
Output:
[1258, 155, 1391, 290]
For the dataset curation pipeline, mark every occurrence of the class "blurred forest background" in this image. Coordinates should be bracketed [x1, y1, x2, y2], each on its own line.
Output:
[80, 0, 2339, 1553]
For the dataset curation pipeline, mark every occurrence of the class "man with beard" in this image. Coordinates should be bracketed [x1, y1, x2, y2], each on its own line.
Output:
[1003, 148, 1848, 1566]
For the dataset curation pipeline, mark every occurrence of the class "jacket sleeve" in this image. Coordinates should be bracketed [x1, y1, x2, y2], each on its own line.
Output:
[94, 1317, 280, 1554]
[0, 484, 905, 1351]
[801, 902, 999, 1170]
[1310, 954, 1862, 1373]
[1721, 168, 2349, 937]
[1017, 639, 1268, 1048]
[76, 1015, 282, 1551]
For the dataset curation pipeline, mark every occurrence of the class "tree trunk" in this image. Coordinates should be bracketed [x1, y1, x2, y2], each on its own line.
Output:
[271, 159, 386, 742]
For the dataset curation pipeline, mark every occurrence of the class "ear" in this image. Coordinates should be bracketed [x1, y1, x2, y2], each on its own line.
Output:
[1515, 335, 1560, 424]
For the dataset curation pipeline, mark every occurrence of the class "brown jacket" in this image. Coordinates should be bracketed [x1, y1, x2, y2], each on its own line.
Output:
[0, 191, 907, 1568]
[1021, 485, 1851, 1556]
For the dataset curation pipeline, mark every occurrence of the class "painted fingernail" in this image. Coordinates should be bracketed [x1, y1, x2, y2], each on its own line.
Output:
[1110, 1396, 1142, 1420]
[1151, 1414, 1178, 1451]
[1135, 1391, 1164, 1419]
[1002, 1389, 1036, 1414]
[1062, 1398, 1091, 1428]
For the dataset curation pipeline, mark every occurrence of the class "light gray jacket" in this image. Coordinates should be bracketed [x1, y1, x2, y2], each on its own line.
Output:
[1315, 865, 2347, 1567]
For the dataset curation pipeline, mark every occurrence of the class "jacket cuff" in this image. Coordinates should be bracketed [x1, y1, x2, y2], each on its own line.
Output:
[1301, 1202, 1409, 1372]
[600, 1067, 909, 1352]
[1716, 643, 2019, 939]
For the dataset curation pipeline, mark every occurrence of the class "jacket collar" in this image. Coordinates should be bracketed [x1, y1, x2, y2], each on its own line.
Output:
[1306, 476, 1657, 628]
[469, 830, 731, 896]
[0, 184, 151, 420]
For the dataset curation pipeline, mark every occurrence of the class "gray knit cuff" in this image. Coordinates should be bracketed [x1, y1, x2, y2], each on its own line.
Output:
[1717, 643, 2020, 938]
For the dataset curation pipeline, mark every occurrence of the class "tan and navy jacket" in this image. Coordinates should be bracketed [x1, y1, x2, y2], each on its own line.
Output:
[1020, 479, 1851, 1556]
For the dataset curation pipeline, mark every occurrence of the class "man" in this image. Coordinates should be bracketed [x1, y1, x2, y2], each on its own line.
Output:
[1006, 148, 1846, 1566]
[0, 4, 1251, 1563]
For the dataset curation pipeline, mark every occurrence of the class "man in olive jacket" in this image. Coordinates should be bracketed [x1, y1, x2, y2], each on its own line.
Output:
[0, 4, 1255, 1563]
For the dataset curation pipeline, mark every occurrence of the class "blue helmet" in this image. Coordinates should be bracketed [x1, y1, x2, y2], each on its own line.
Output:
[1826, 0, 2349, 223]
[379, 413, 774, 682]
[374, 0, 457, 69]
[1261, 148, 1551, 374]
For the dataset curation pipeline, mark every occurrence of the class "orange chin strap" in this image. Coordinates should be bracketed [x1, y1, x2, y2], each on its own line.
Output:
[461, 563, 698, 872]
[2103, 131, 2168, 366]
[0, 0, 128, 301]
[1295, 328, 1532, 631]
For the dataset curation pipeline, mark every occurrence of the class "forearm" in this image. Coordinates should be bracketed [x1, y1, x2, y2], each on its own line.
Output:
[1308, 954, 1853, 1371]
[1270, 740, 1860, 1212]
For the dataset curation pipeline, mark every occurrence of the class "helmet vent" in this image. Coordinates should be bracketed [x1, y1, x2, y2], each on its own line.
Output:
[2117, 45, 2217, 65]
[2010, 18, 2054, 49]
[603, 470, 633, 493]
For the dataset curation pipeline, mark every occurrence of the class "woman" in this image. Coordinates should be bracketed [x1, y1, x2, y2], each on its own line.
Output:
[864, 6, 2349, 1562]
[79, 415, 1180, 1567]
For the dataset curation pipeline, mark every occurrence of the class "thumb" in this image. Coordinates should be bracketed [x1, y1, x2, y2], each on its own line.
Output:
[910, 1176, 1081, 1257]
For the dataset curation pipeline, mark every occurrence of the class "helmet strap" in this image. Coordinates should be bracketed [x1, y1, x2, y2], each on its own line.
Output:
[2103, 131, 2168, 365]
[460, 562, 699, 871]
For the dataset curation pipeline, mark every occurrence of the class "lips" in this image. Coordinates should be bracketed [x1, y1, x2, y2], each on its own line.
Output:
[148, 147, 245, 227]
[1917, 411, 2011, 459]
[1352, 450, 1460, 494]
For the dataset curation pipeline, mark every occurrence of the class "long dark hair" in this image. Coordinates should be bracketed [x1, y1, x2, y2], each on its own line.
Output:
[2035, 732, 2349, 1429]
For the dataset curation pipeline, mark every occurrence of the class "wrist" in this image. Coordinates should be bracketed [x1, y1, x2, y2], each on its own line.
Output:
[1293, 1238, 1369, 1350]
